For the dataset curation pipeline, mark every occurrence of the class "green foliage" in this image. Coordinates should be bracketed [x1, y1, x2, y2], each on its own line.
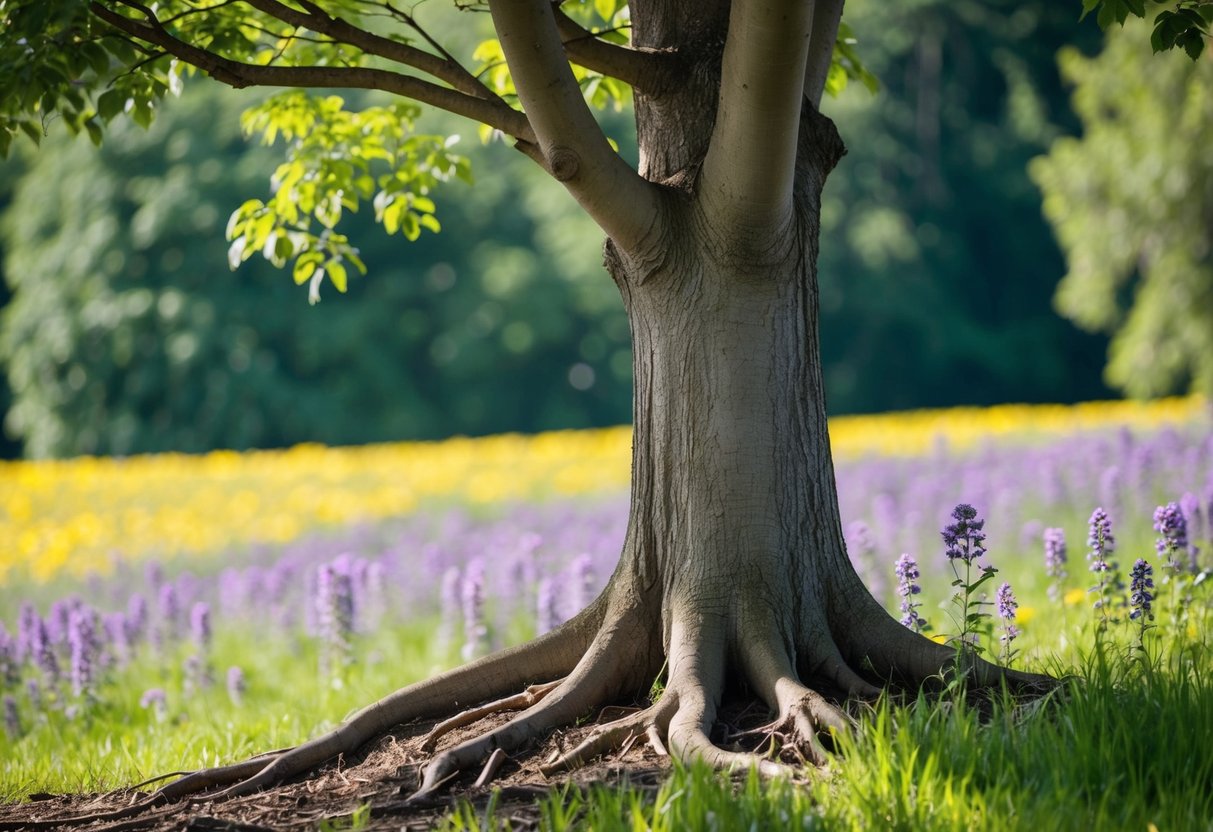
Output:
[0, 85, 633, 457]
[0, 0, 166, 156]
[228, 92, 469, 302]
[1030, 16, 1213, 398]
[818, 0, 1112, 414]
[1082, 0, 1212, 59]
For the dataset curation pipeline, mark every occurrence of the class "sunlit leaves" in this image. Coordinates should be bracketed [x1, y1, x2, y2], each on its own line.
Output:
[1030, 18, 1213, 397]
[227, 92, 467, 303]
[1083, 0, 1211, 60]
[826, 22, 880, 98]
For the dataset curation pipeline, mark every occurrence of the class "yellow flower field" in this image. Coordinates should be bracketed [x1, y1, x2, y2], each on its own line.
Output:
[1, 396, 1207, 583]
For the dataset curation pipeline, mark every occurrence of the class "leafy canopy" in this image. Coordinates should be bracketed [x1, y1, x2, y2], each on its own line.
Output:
[0, 0, 875, 302]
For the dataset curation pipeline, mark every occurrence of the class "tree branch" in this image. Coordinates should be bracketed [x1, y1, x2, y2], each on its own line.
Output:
[89, 2, 539, 158]
[551, 9, 682, 95]
[803, 0, 843, 109]
[488, 0, 660, 252]
[699, 0, 816, 231]
[240, 0, 490, 100]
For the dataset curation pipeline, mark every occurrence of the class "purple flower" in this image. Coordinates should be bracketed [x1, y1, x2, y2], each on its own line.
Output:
[315, 563, 355, 671]
[1043, 527, 1068, 601]
[1087, 507, 1115, 573]
[103, 612, 131, 667]
[1129, 559, 1154, 621]
[67, 606, 98, 700]
[0, 623, 18, 688]
[46, 600, 72, 645]
[1180, 492, 1204, 543]
[25, 679, 42, 712]
[996, 581, 1018, 621]
[3, 695, 20, 739]
[226, 666, 246, 706]
[563, 553, 595, 621]
[995, 582, 1020, 656]
[535, 576, 557, 636]
[461, 559, 488, 662]
[438, 566, 461, 652]
[25, 610, 59, 684]
[942, 504, 987, 563]
[1153, 502, 1188, 572]
[125, 594, 148, 646]
[140, 687, 167, 721]
[894, 553, 928, 632]
[189, 602, 212, 651]
[157, 582, 180, 643]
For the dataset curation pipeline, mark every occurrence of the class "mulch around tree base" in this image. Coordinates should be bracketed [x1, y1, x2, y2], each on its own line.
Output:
[0, 706, 703, 832]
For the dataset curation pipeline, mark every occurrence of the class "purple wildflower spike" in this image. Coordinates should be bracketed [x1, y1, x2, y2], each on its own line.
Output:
[438, 566, 461, 652]
[315, 563, 355, 672]
[461, 559, 488, 662]
[1043, 527, 1068, 601]
[535, 576, 558, 636]
[3, 695, 19, 739]
[1087, 508, 1114, 573]
[157, 582, 180, 643]
[995, 582, 1020, 660]
[894, 553, 927, 632]
[0, 624, 17, 688]
[67, 606, 97, 699]
[126, 594, 148, 647]
[1153, 502, 1188, 572]
[942, 504, 987, 563]
[1129, 559, 1154, 622]
[189, 602, 212, 651]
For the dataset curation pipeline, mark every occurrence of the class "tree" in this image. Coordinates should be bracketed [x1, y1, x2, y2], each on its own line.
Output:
[1032, 13, 1213, 399]
[0, 0, 1048, 813]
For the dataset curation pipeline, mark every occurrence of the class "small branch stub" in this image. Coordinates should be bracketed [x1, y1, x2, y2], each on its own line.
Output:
[547, 145, 581, 181]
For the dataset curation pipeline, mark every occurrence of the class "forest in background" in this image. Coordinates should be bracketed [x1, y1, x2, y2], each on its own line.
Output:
[0, 0, 1200, 459]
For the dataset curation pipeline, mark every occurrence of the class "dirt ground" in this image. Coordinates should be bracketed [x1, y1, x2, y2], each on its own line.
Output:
[0, 701, 781, 831]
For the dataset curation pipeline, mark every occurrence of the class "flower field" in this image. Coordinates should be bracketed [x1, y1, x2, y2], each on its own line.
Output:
[1, 396, 1212, 829]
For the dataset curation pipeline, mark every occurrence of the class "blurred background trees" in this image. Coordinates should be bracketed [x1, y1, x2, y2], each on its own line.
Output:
[0, 0, 1202, 459]
[1031, 15, 1213, 400]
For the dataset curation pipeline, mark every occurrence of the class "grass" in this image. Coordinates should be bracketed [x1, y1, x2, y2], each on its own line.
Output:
[5, 574, 1211, 829]
[439, 633, 1213, 831]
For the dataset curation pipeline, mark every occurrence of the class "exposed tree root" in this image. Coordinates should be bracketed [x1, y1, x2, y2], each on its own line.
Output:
[420, 680, 562, 752]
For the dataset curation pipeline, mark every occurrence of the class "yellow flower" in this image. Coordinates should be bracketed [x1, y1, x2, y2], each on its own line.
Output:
[1064, 588, 1088, 606]
[2, 395, 1207, 584]
[1015, 606, 1037, 626]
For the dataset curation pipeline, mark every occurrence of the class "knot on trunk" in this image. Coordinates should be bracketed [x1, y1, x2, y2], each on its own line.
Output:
[546, 146, 581, 182]
[800, 105, 847, 176]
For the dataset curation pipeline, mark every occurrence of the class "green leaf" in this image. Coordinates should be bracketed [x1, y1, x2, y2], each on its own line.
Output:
[1178, 29, 1206, 60]
[97, 89, 125, 121]
[594, 0, 620, 23]
[293, 257, 317, 285]
[327, 259, 348, 293]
